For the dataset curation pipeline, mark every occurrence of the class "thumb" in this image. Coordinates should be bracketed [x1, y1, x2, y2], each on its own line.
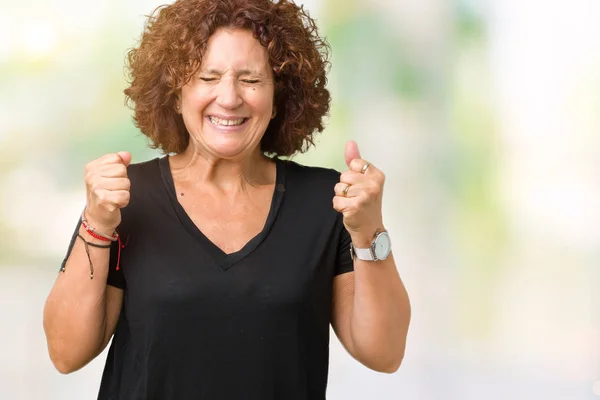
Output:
[116, 151, 132, 167]
[344, 140, 361, 167]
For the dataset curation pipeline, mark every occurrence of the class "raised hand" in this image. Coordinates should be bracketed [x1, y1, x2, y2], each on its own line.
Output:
[333, 141, 385, 245]
[84, 151, 132, 234]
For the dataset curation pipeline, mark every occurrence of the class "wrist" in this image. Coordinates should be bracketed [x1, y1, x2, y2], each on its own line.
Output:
[350, 226, 386, 248]
[82, 210, 118, 236]
[81, 210, 119, 242]
[78, 224, 114, 246]
[350, 229, 392, 262]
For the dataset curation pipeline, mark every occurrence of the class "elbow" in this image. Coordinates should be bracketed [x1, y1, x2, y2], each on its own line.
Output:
[376, 354, 404, 374]
[353, 345, 406, 374]
[46, 337, 92, 375]
[46, 338, 104, 374]
[47, 342, 97, 374]
[44, 331, 80, 374]
[52, 360, 78, 375]
[48, 351, 82, 375]
[367, 350, 405, 374]
[348, 328, 408, 374]
[44, 323, 96, 374]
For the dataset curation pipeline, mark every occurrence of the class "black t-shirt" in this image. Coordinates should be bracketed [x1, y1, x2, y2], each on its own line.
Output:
[62, 156, 354, 399]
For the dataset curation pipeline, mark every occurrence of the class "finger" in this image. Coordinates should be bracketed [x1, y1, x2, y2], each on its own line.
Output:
[86, 154, 126, 177]
[93, 177, 131, 192]
[348, 158, 372, 174]
[95, 189, 130, 210]
[112, 190, 131, 208]
[345, 140, 361, 167]
[346, 163, 385, 187]
[340, 170, 367, 185]
[334, 182, 355, 198]
[332, 195, 355, 213]
[96, 163, 128, 178]
[116, 151, 132, 167]
[91, 151, 131, 165]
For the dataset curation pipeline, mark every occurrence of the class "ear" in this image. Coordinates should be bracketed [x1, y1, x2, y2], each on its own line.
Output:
[271, 106, 277, 119]
[174, 93, 182, 114]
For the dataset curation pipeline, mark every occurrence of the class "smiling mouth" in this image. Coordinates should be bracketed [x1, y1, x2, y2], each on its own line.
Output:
[208, 116, 248, 127]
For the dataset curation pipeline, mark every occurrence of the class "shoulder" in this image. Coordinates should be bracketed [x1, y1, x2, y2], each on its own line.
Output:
[120, 157, 166, 217]
[125, 157, 164, 192]
[278, 158, 345, 230]
[126, 157, 161, 180]
[280, 159, 341, 187]
[278, 159, 342, 207]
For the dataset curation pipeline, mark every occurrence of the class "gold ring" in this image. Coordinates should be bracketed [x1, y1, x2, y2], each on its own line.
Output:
[342, 184, 351, 197]
[361, 162, 370, 174]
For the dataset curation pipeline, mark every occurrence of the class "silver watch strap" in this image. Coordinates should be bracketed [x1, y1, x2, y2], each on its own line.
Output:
[351, 244, 375, 261]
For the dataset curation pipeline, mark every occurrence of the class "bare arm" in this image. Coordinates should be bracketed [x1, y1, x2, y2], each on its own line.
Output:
[43, 226, 124, 374]
[331, 142, 411, 373]
[332, 254, 411, 373]
[44, 151, 131, 374]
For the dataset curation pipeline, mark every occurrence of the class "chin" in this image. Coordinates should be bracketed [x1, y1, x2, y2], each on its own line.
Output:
[205, 142, 252, 160]
[202, 132, 258, 157]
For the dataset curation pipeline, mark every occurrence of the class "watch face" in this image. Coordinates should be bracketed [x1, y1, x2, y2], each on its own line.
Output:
[374, 232, 391, 260]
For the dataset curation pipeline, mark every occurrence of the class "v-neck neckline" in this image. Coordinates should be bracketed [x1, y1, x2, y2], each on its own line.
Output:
[158, 155, 286, 271]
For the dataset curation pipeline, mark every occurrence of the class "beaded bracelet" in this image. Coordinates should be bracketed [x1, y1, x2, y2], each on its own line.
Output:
[81, 212, 119, 242]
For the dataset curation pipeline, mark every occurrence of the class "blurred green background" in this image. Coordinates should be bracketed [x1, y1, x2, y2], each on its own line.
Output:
[1, 0, 599, 398]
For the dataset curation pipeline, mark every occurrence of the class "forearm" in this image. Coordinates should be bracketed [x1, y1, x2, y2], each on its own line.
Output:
[350, 252, 411, 372]
[43, 226, 111, 373]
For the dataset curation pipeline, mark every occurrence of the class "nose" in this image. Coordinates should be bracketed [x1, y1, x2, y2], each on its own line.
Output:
[215, 77, 243, 109]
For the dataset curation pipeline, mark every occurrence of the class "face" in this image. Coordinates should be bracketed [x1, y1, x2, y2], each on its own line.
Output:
[178, 28, 275, 160]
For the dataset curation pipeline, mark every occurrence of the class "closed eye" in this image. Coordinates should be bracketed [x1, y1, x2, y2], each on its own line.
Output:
[199, 77, 217, 82]
[242, 79, 260, 84]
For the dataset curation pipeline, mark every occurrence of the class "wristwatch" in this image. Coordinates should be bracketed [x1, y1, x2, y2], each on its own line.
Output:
[350, 230, 392, 261]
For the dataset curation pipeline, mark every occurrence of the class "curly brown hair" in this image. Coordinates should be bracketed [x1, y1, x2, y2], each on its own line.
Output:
[124, 0, 331, 156]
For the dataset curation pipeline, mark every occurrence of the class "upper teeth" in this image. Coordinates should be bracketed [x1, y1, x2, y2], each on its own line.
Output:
[209, 116, 245, 126]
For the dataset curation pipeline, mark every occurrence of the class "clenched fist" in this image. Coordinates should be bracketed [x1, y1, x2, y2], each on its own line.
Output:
[84, 151, 132, 233]
[333, 141, 385, 246]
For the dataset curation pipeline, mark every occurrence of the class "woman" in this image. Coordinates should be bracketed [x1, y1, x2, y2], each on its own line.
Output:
[43, 0, 411, 398]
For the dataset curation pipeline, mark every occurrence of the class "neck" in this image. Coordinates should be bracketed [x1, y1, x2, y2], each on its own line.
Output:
[169, 145, 274, 192]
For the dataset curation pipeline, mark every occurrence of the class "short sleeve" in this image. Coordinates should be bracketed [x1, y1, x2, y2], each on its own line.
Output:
[335, 215, 354, 275]
[106, 240, 126, 289]
[60, 216, 126, 289]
